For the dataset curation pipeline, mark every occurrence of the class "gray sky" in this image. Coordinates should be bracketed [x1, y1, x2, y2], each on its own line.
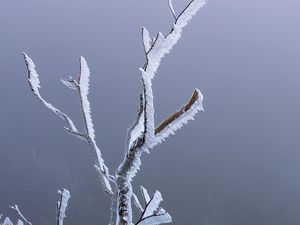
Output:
[1, 0, 300, 224]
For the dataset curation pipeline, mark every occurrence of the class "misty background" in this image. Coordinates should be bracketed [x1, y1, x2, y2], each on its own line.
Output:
[0, 0, 300, 224]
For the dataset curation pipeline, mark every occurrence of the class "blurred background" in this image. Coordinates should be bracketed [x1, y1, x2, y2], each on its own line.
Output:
[0, 0, 300, 224]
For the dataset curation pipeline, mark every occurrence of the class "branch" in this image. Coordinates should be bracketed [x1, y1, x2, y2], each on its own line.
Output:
[10, 205, 32, 225]
[135, 187, 172, 225]
[140, 70, 155, 149]
[24, 53, 113, 196]
[144, 0, 207, 79]
[167, 0, 176, 20]
[132, 193, 144, 214]
[1, 217, 13, 225]
[125, 91, 145, 152]
[152, 89, 203, 148]
[76, 57, 114, 196]
[142, 27, 152, 54]
[56, 189, 71, 225]
[116, 1, 206, 224]
[24, 53, 79, 135]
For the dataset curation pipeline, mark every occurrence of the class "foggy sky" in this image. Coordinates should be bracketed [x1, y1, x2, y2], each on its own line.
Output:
[1, 0, 300, 224]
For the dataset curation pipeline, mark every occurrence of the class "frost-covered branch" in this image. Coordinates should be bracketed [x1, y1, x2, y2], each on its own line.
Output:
[116, 1, 206, 224]
[0, 217, 13, 225]
[152, 89, 203, 148]
[56, 189, 71, 225]
[2, 190, 71, 225]
[24, 1, 207, 224]
[167, 0, 176, 21]
[75, 57, 113, 196]
[24, 53, 113, 196]
[10, 205, 32, 225]
[134, 186, 172, 225]
[23, 53, 79, 136]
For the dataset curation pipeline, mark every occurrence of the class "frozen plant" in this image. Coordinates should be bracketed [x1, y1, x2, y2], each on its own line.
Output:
[0, 189, 70, 225]
[24, 0, 207, 224]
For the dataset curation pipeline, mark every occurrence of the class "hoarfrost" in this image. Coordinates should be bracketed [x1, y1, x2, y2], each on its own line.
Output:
[23, 53, 78, 134]
[57, 189, 71, 225]
[142, 191, 163, 218]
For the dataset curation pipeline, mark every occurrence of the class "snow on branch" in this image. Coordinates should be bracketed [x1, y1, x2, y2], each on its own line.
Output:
[76, 57, 113, 196]
[126, 92, 145, 152]
[56, 189, 71, 225]
[1, 217, 13, 225]
[24, 53, 113, 196]
[77, 57, 95, 142]
[176, 0, 207, 28]
[117, 1, 206, 224]
[144, 0, 207, 80]
[167, 0, 176, 20]
[142, 27, 152, 54]
[152, 89, 203, 148]
[134, 186, 172, 225]
[10, 205, 32, 225]
[140, 70, 155, 149]
[23, 53, 80, 137]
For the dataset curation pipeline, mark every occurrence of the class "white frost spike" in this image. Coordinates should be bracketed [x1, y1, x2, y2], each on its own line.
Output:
[176, 0, 207, 28]
[57, 189, 71, 225]
[78, 56, 95, 142]
[23, 53, 78, 133]
[142, 27, 152, 53]
[132, 193, 144, 213]
[2, 218, 13, 225]
[152, 89, 203, 148]
[168, 0, 176, 19]
[137, 212, 172, 225]
[142, 191, 163, 218]
[140, 186, 151, 204]
[76, 57, 113, 195]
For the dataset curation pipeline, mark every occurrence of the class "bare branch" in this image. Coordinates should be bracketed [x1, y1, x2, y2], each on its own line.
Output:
[56, 189, 71, 225]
